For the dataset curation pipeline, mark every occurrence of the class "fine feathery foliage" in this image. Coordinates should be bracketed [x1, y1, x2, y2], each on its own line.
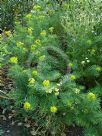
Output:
[0, 0, 102, 135]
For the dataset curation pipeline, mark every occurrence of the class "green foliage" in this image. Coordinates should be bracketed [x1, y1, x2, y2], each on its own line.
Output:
[0, 0, 102, 135]
[0, 0, 35, 30]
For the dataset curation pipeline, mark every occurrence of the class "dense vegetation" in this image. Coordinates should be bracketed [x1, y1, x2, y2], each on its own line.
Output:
[0, 0, 102, 135]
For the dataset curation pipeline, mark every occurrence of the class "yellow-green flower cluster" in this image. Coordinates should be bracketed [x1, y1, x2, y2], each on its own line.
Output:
[28, 27, 33, 35]
[32, 70, 38, 76]
[26, 13, 32, 19]
[33, 5, 41, 11]
[70, 75, 76, 81]
[16, 41, 24, 47]
[50, 106, 57, 113]
[28, 78, 35, 85]
[9, 57, 18, 64]
[35, 39, 41, 45]
[4, 31, 11, 37]
[43, 80, 50, 87]
[40, 30, 46, 37]
[68, 63, 73, 67]
[31, 44, 36, 51]
[87, 92, 96, 101]
[96, 66, 101, 72]
[23, 102, 31, 110]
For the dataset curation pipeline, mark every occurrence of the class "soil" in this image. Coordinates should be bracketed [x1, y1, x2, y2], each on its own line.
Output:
[0, 119, 21, 136]
[0, 110, 30, 136]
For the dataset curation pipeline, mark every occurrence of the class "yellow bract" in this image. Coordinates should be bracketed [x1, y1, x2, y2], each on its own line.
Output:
[26, 13, 32, 19]
[50, 106, 57, 113]
[35, 39, 41, 45]
[28, 78, 35, 85]
[33, 5, 41, 11]
[32, 70, 38, 76]
[28, 27, 33, 35]
[24, 102, 31, 110]
[96, 66, 101, 72]
[40, 30, 46, 37]
[87, 92, 96, 101]
[70, 75, 76, 81]
[31, 44, 36, 51]
[16, 41, 24, 47]
[9, 57, 18, 64]
[4, 31, 11, 37]
[43, 80, 50, 87]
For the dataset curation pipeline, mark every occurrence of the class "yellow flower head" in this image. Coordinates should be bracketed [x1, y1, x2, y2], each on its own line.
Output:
[31, 44, 36, 51]
[9, 57, 18, 64]
[40, 30, 46, 37]
[16, 41, 24, 47]
[32, 70, 38, 76]
[43, 80, 50, 87]
[24, 102, 31, 110]
[4, 31, 11, 37]
[33, 5, 41, 11]
[28, 78, 35, 85]
[35, 39, 41, 45]
[96, 66, 101, 72]
[26, 13, 32, 19]
[28, 27, 33, 35]
[87, 92, 96, 101]
[70, 75, 76, 81]
[50, 106, 57, 113]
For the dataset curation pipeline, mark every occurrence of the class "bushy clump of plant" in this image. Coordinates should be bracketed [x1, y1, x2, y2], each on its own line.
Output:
[1, 0, 102, 135]
[0, 0, 35, 31]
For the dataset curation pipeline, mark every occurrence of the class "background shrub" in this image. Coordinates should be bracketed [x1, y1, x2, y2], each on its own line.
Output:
[0, 0, 102, 135]
[0, 0, 35, 31]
